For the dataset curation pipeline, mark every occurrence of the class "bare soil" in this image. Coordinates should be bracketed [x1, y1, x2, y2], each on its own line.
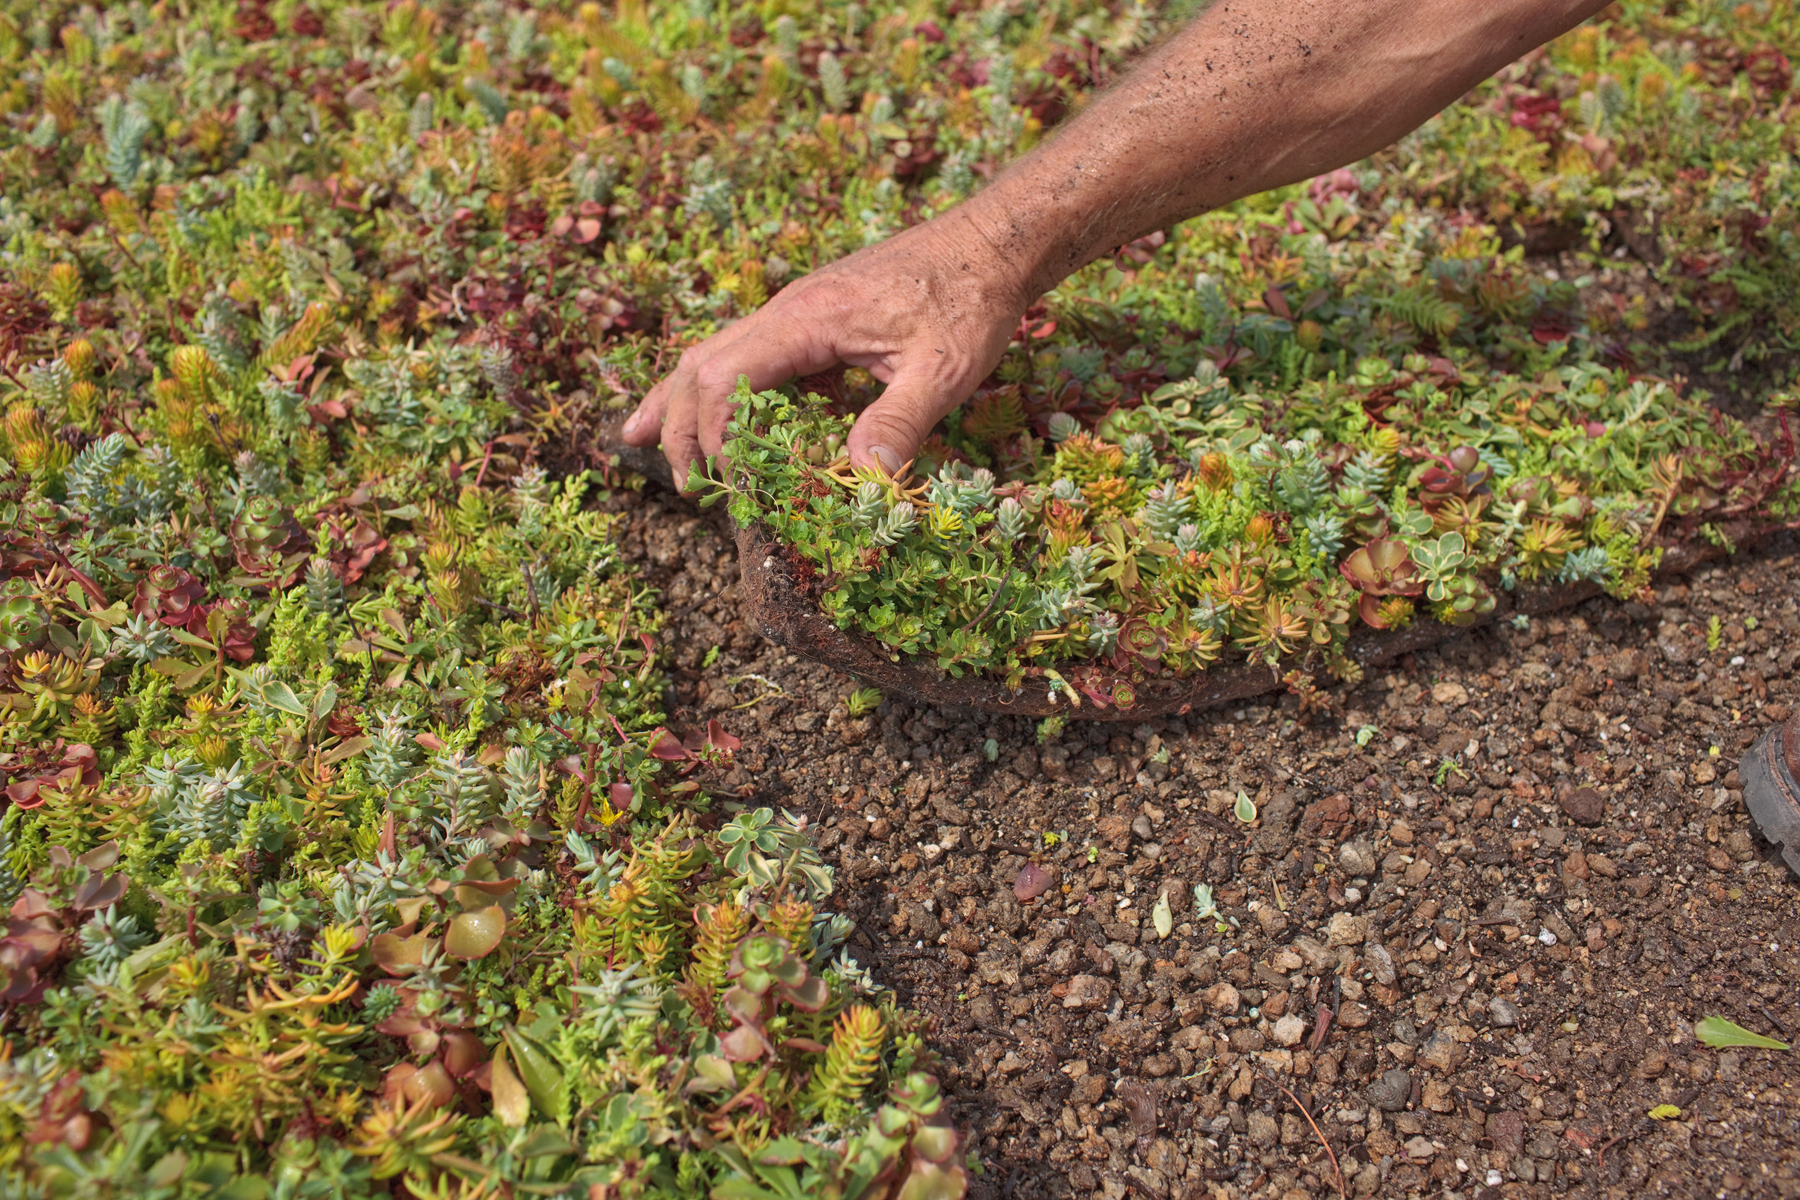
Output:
[612, 487, 1800, 1200]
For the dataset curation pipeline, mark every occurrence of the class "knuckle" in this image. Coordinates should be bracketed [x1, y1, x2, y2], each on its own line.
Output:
[693, 361, 742, 396]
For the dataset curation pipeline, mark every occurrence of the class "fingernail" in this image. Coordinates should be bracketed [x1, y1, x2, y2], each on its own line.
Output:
[869, 445, 900, 473]
[621, 412, 640, 435]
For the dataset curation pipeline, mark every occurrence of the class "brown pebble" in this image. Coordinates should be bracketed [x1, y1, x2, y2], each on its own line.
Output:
[1489, 1110, 1525, 1156]
[1560, 786, 1606, 826]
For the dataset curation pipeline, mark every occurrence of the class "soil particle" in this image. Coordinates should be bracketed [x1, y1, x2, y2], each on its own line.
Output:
[1561, 784, 1608, 826]
[615, 488, 1800, 1198]
[1367, 1068, 1414, 1111]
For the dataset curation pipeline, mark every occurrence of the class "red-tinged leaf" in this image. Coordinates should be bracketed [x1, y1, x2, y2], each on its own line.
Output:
[441, 1029, 489, 1077]
[648, 729, 688, 761]
[402, 1060, 456, 1108]
[10, 926, 66, 958]
[574, 218, 602, 243]
[720, 1023, 769, 1062]
[307, 399, 347, 422]
[609, 781, 634, 810]
[1031, 320, 1057, 339]
[911, 1125, 959, 1164]
[271, 353, 315, 384]
[549, 214, 574, 238]
[897, 1162, 966, 1200]
[371, 931, 433, 975]
[414, 731, 446, 752]
[782, 1037, 828, 1054]
[722, 984, 763, 1024]
[1013, 862, 1056, 902]
[705, 719, 742, 754]
[638, 633, 655, 654]
[10, 890, 55, 920]
[6, 780, 42, 808]
[73, 873, 125, 912]
[1264, 284, 1293, 320]
[782, 975, 830, 1012]
[453, 878, 518, 908]
[468, 1057, 494, 1092]
[321, 736, 371, 764]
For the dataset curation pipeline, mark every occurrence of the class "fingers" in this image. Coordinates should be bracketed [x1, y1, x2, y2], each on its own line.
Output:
[620, 376, 670, 447]
[668, 307, 846, 469]
[627, 315, 839, 489]
[845, 362, 963, 475]
[659, 377, 706, 490]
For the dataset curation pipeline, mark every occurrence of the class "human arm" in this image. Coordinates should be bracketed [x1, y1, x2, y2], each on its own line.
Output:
[621, 0, 1612, 484]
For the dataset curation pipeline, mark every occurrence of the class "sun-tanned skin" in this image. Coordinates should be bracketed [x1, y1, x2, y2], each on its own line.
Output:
[621, 0, 1613, 487]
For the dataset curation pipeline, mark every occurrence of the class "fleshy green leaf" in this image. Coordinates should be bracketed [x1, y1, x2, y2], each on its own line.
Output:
[501, 1026, 567, 1124]
[1695, 1016, 1789, 1050]
[491, 1046, 530, 1127]
[1234, 790, 1257, 823]
[444, 906, 506, 960]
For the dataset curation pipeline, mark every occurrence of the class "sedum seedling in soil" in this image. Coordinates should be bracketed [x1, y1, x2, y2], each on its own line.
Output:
[1695, 1015, 1791, 1051]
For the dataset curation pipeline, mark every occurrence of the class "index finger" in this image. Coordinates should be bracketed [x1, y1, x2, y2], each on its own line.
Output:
[686, 308, 873, 460]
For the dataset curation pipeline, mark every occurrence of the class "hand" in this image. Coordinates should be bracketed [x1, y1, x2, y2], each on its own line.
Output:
[620, 210, 1032, 488]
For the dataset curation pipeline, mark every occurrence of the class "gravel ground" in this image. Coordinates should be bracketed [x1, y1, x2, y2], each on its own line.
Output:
[611, 489, 1799, 1200]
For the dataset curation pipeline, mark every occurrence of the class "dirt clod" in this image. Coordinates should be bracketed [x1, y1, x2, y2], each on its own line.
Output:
[1367, 1068, 1414, 1111]
[1561, 785, 1607, 825]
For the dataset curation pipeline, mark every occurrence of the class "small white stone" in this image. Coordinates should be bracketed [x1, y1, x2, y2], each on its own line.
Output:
[1538, 928, 1558, 946]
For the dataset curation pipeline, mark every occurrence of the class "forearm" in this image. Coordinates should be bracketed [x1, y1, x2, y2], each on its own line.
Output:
[957, 0, 1611, 300]
[626, 0, 1611, 479]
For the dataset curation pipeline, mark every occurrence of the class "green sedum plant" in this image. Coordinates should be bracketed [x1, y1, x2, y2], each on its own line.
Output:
[0, 0, 1795, 1192]
[715, 347, 1796, 706]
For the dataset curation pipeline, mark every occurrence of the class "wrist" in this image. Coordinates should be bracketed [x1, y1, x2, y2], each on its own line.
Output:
[934, 185, 1067, 314]
[949, 129, 1154, 303]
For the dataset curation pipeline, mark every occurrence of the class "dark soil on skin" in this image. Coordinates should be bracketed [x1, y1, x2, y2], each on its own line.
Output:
[610, 487, 1800, 1200]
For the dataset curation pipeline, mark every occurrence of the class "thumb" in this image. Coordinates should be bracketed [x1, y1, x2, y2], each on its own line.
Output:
[846, 370, 961, 475]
